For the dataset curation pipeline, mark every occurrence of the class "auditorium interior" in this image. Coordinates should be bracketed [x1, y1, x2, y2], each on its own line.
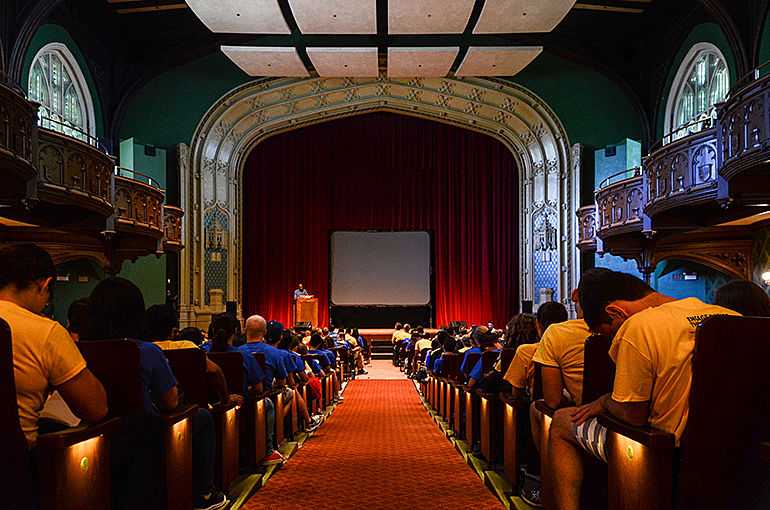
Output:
[2, 0, 770, 509]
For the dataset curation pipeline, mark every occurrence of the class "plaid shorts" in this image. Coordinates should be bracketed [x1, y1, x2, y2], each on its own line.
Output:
[573, 416, 607, 462]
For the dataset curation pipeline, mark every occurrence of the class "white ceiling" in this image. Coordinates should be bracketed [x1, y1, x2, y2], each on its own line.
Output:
[220, 46, 309, 76]
[387, 48, 459, 77]
[474, 0, 576, 33]
[288, 0, 377, 34]
[306, 48, 379, 77]
[388, 0, 475, 34]
[455, 46, 542, 76]
[186, 0, 290, 34]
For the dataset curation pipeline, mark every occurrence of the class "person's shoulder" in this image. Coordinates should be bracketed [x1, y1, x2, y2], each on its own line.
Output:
[516, 342, 538, 356]
[138, 340, 165, 357]
[0, 300, 58, 332]
[541, 318, 589, 342]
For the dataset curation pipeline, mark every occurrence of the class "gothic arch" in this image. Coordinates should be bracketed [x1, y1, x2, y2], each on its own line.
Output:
[180, 75, 581, 326]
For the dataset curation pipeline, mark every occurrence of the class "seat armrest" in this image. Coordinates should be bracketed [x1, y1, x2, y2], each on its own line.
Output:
[498, 393, 529, 409]
[475, 388, 498, 399]
[760, 442, 770, 464]
[534, 399, 556, 418]
[597, 413, 675, 449]
[159, 403, 198, 426]
[211, 401, 238, 414]
[36, 417, 122, 451]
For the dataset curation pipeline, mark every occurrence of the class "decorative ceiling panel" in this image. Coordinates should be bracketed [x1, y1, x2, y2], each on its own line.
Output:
[388, 0, 475, 34]
[306, 48, 379, 77]
[186, 0, 290, 34]
[288, 0, 377, 34]
[455, 46, 542, 76]
[473, 0, 576, 33]
[387, 47, 459, 77]
[220, 46, 309, 76]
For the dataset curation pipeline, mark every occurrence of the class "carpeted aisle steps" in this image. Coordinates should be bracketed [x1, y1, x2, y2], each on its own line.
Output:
[243, 379, 503, 509]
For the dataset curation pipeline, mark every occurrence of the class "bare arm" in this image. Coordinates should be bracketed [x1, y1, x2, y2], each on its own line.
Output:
[571, 392, 650, 426]
[55, 368, 108, 423]
[542, 366, 570, 409]
[157, 386, 179, 412]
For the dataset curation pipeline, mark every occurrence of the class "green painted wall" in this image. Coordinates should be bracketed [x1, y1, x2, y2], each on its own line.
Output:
[51, 260, 107, 326]
[655, 23, 738, 140]
[22, 24, 105, 137]
[760, 13, 770, 69]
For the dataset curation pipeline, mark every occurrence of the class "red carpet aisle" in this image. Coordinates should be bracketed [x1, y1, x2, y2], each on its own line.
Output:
[243, 379, 503, 509]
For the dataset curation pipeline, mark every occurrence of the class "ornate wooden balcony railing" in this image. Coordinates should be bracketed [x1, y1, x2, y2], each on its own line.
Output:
[0, 76, 39, 203]
[576, 205, 598, 251]
[113, 173, 164, 239]
[595, 168, 646, 239]
[163, 205, 184, 252]
[644, 127, 721, 219]
[718, 71, 770, 181]
[37, 127, 114, 216]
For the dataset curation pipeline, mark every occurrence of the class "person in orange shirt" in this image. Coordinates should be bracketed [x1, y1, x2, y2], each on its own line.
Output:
[547, 271, 739, 510]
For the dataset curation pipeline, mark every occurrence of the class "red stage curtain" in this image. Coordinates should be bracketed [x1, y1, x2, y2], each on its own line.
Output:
[243, 112, 518, 327]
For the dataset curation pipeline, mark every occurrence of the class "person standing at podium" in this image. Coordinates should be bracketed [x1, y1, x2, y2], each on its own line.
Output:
[293, 283, 309, 301]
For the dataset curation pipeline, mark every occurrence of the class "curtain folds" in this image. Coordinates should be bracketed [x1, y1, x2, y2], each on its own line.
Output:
[243, 112, 518, 328]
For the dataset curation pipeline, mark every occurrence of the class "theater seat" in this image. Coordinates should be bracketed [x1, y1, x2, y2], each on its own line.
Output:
[78, 339, 198, 510]
[164, 349, 239, 490]
[0, 318, 120, 510]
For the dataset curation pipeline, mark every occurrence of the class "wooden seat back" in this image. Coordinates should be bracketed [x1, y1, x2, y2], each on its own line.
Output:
[441, 353, 460, 379]
[206, 351, 245, 396]
[499, 348, 516, 375]
[678, 315, 770, 509]
[252, 351, 267, 372]
[419, 348, 431, 363]
[0, 317, 34, 507]
[582, 334, 615, 404]
[77, 339, 143, 416]
[480, 350, 499, 374]
[164, 348, 209, 406]
[462, 352, 482, 378]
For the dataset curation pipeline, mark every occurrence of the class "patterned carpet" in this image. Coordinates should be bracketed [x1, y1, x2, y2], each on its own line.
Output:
[243, 379, 503, 509]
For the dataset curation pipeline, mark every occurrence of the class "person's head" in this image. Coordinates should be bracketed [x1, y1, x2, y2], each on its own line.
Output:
[80, 277, 150, 341]
[478, 331, 500, 351]
[579, 271, 655, 336]
[404, 323, 411, 332]
[265, 320, 284, 345]
[714, 280, 770, 317]
[470, 325, 489, 345]
[296, 342, 308, 355]
[66, 297, 90, 340]
[245, 315, 267, 341]
[503, 313, 539, 349]
[572, 267, 613, 317]
[146, 304, 178, 341]
[309, 333, 323, 349]
[430, 339, 440, 350]
[209, 313, 239, 352]
[443, 335, 457, 352]
[487, 320, 495, 329]
[298, 283, 304, 290]
[178, 326, 204, 346]
[351, 328, 359, 338]
[0, 243, 56, 314]
[536, 301, 568, 333]
[278, 329, 294, 350]
[322, 327, 329, 336]
[394, 322, 403, 330]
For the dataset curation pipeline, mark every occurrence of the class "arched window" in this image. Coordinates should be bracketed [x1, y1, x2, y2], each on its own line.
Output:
[664, 43, 729, 143]
[27, 43, 95, 142]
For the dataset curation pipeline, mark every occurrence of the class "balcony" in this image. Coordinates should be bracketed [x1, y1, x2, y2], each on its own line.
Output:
[643, 127, 724, 227]
[576, 205, 598, 252]
[36, 121, 114, 225]
[595, 167, 647, 239]
[163, 205, 184, 252]
[0, 73, 39, 206]
[113, 168, 165, 242]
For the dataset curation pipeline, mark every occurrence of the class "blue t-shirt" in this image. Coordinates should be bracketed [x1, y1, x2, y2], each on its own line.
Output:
[239, 342, 288, 389]
[308, 348, 332, 368]
[434, 358, 443, 374]
[137, 341, 178, 415]
[288, 351, 305, 373]
[199, 343, 265, 391]
[469, 349, 499, 382]
[309, 358, 323, 374]
[460, 346, 482, 374]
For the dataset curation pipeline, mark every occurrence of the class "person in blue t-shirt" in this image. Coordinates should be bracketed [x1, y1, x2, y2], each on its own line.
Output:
[205, 313, 265, 394]
[460, 326, 487, 374]
[467, 332, 503, 388]
[80, 277, 228, 510]
[308, 333, 344, 403]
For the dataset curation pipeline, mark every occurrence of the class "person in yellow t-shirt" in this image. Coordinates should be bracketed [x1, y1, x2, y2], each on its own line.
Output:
[0, 243, 108, 448]
[547, 271, 739, 510]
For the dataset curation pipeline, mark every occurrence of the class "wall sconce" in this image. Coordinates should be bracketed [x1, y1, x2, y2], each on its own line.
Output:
[762, 271, 770, 286]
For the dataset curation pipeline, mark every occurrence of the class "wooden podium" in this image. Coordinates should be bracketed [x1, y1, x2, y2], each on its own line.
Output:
[293, 298, 318, 328]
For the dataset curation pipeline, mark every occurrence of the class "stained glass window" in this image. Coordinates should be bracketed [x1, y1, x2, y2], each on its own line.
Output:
[28, 45, 92, 142]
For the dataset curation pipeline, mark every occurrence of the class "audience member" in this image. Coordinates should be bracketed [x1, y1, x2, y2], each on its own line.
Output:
[205, 313, 264, 395]
[713, 280, 770, 316]
[467, 332, 502, 388]
[179, 326, 205, 346]
[501, 313, 541, 398]
[546, 271, 739, 510]
[65, 297, 89, 341]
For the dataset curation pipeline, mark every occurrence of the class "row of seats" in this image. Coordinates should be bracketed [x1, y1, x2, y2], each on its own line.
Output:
[421, 315, 770, 509]
[3, 324, 350, 510]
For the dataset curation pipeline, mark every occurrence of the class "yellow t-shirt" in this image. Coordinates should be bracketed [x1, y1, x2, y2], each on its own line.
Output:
[154, 339, 199, 350]
[609, 297, 739, 445]
[458, 346, 471, 353]
[532, 318, 591, 406]
[0, 300, 87, 448]
[414, 338, 433, 352]
[503, 342, 540, 394]
[391, 330, 410, 343]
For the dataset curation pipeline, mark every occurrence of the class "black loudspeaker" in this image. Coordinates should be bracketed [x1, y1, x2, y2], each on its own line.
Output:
[522, 300, 533, 314]
[225, 301, 237, 316]
[294, 321, 312, 331]
[449, 321, 467, 329]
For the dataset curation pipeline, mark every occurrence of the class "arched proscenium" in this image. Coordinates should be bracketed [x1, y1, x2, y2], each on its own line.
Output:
[181, 75, 580, 327]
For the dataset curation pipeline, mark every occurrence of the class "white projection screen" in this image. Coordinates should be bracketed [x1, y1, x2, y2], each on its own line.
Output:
[330, 231, 431, 305]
